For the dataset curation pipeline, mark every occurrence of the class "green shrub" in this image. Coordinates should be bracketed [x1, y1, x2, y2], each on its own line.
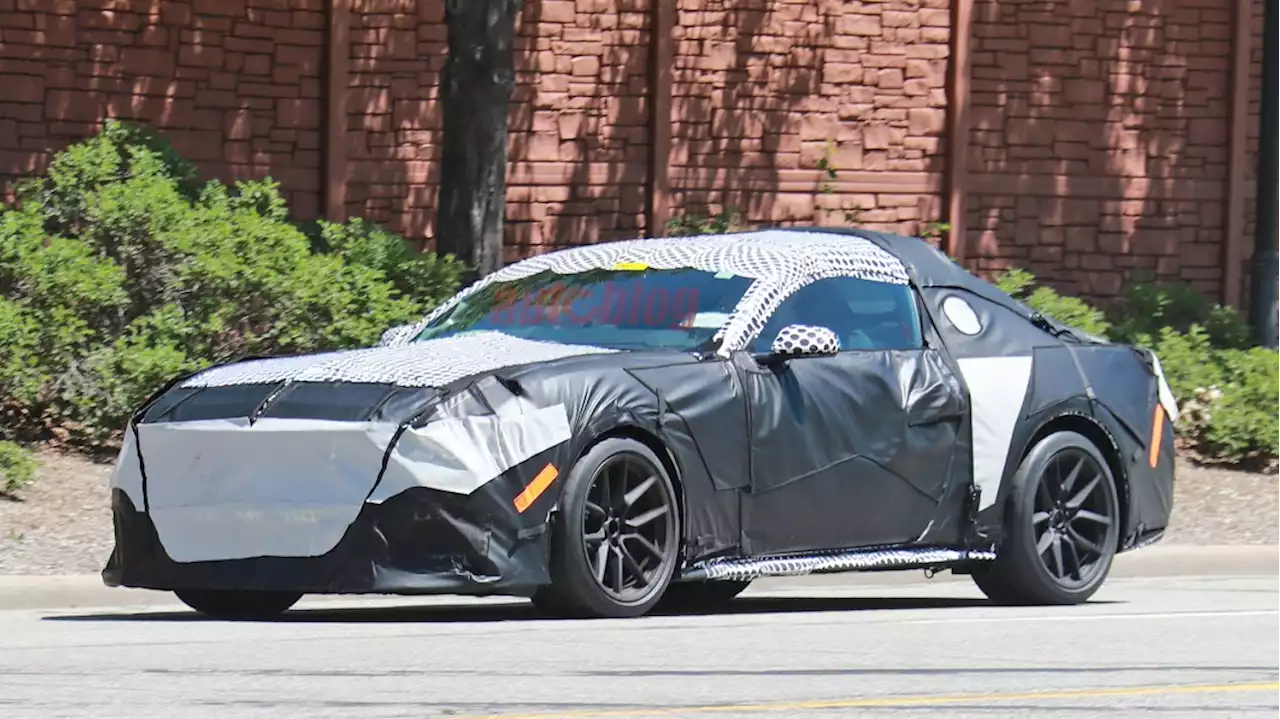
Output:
[993, 268, 1112, 339]
[1147, 327, 1227, 458]
[0, 441, 37, 495]
[1110, 279, 1251, 348]
[1143, 326, 1221, 403]
[1203, 347, 1280, 465]
[665, 209, 751, 237]
[992, 267, 1036, 297]
[312, 217, 464, 314]
[0, 121, 466, 446]
[14, 119, 202, 235]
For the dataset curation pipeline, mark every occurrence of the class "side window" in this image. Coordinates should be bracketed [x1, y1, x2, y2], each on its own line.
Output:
[749, 277, 924, 352]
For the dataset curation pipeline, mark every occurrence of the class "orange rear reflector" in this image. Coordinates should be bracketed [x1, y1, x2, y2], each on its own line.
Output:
[1148, 404, 1165, 468]
[513, 463, 559, 513]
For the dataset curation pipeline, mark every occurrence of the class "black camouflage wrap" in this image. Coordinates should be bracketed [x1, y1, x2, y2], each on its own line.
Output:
[104, 229, 1175, 595]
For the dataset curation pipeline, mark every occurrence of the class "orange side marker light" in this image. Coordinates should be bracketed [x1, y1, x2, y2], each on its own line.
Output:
[513, 463, 559, 513]
[1148, 404, 1165, 468]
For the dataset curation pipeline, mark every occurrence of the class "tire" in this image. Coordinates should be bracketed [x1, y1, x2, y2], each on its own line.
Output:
[541, 437, 681, 618]
[529, 585, 573, 615]
[973, 431, 1121, 605]
[174, 589, 303, 619]
[657, 579, 751, 612]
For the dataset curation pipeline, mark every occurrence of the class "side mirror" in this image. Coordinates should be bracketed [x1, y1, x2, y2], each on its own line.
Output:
[768, 324, 841, 358]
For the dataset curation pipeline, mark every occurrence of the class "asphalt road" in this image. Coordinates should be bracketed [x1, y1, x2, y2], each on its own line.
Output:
[0, 549, 1276, 719]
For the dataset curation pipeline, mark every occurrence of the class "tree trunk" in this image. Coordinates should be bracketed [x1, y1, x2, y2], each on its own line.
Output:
[436, 0, 523, 280]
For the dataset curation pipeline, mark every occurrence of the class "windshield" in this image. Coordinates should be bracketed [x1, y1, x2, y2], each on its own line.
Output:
[415, 268, 754, 351]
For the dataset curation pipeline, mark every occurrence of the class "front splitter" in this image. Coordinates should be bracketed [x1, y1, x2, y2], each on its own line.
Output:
[101, 489, 552, 597]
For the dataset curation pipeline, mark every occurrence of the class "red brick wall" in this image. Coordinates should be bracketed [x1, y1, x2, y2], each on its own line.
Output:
[0, 0, 1265, 300]
[0, 0, 325, 217]
[668, 0, 950, 235]
[345, 0, 950, 253]
[507, 0, 652, 257]
[343, 0, 439, 236]
[342, 0, 650, 259]
[965, 0, 1255, 299]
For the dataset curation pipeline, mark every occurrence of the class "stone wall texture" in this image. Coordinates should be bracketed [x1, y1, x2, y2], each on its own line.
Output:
[0, 0, 326, 217]
[668, 0, 949, 234]
[0, 0, 1268, 300]
[966, 0, 1263, 301]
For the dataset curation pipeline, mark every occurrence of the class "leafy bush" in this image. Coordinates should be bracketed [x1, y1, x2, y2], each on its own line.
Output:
[1109, 279, 1252, 348]
[1142, 327, 1222, 406]
[1143, 326, 1279, 467]
[0, 441, 37, 495]
[312, 217, 464, 309]
[0, 121, 465, 447]
[1204, 347, 1280, 465]
[1094, 280, 1274, 466]
[993, 268, 1112, 339]
[665, 209, 751, 237]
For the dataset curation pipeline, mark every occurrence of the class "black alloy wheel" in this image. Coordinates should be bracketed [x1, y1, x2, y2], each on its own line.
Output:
[973, 431, 1120, 605]
[541, 437, 680, 618]
[1030, 445, 1117, 590]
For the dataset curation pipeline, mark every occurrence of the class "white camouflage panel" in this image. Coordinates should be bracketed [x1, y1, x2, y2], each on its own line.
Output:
[181, 331, 618, 388]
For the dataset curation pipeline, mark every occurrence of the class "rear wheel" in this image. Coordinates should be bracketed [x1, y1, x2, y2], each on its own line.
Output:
[657, 579, 752, 611]
[174, 589, 303, 619]
[541, 438, 680, 618]
[973, 431, 1120, 605]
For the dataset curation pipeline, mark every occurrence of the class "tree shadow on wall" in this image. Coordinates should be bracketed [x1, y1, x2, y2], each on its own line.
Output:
[502, 0, 651, 260]
[356, 0, 549, 255]
[668, 0, 823, 232]
[966, 0, 1229, 301]
[390, 0, 959, 259]
[506, 0, 880, 259]
[344, 0, 447, 246]
[2, 1, 150, 192]
[669, 0, 950, 236]
[23, 0, 328, 219]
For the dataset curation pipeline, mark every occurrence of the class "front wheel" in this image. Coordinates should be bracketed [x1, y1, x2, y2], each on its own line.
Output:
[174, 589, 303, 619]
[973, 431, 1120, 605]
[541, 438, 681, 618]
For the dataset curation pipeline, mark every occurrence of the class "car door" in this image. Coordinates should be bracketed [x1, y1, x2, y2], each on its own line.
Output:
[733, 276, 970, 556]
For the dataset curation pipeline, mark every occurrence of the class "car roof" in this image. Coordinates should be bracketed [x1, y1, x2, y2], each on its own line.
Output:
[492, 229, 911, 286]
[390, 230, 919, 352]
[384, 227, 1054, 351]
[780, 226, 1029, 315]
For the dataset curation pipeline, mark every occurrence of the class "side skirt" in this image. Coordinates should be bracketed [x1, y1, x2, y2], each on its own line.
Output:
[679, 545, 997, 583]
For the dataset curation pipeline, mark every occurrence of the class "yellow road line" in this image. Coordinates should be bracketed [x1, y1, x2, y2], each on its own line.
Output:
[454, 681, 1280, 719]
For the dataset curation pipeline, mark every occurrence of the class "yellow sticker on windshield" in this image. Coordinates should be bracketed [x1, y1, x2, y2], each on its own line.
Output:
[614, 261, 649, 271]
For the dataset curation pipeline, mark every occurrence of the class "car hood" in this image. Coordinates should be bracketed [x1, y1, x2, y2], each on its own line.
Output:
[179, 330, 621, 390]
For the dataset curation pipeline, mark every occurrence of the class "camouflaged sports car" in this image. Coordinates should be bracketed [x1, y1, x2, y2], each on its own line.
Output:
[103, 228, 1177, 618]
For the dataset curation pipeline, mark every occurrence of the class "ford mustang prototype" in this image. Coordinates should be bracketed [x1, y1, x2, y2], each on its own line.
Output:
[103, 228, 1177, 619]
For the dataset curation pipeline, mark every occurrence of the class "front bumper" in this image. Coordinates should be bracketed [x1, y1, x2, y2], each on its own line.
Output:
[102, 487, 553, 596]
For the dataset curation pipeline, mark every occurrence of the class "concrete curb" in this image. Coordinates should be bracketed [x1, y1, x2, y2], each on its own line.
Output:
[0, 544, 1274, 612]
